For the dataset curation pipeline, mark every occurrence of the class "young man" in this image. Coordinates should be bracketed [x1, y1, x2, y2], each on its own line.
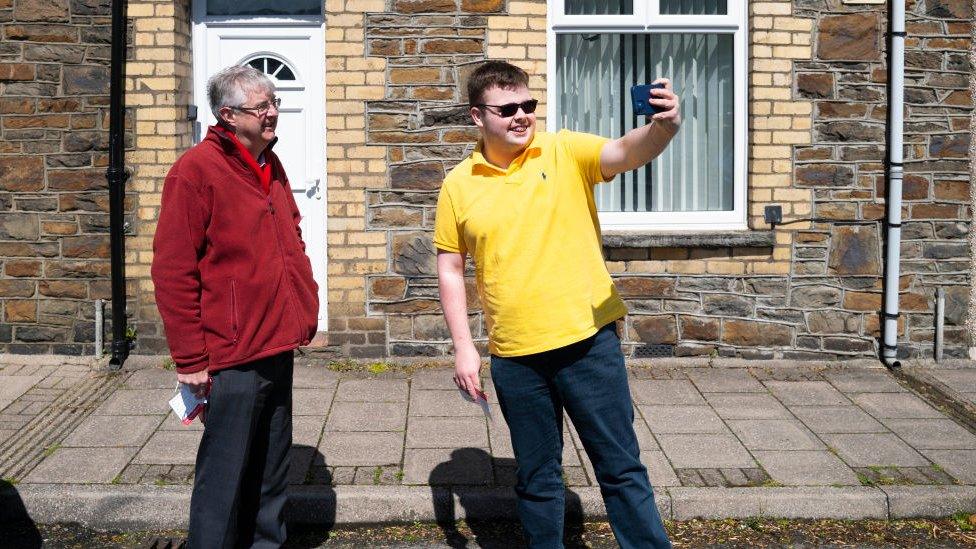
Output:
[434, 61, 679, 548]
[152, 65, 318, 548]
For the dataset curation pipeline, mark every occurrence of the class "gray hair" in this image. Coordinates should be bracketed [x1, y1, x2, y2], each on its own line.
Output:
[207, 65, 275, 123]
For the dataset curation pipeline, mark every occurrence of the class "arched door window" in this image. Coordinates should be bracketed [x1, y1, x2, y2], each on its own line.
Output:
[245, 55, 297, 83]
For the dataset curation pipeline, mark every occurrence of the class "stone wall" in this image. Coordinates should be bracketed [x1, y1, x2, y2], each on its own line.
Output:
[352, 0, 974, 360]
[786, 0, 973, 358]
[0, 0, 119, 354]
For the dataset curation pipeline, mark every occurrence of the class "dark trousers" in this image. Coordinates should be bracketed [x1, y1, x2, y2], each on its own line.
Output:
[491, 324, 671, 549]
[188, 352, 293, 549]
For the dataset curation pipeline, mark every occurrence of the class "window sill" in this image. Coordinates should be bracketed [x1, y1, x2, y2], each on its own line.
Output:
[602, 230, 775, 249]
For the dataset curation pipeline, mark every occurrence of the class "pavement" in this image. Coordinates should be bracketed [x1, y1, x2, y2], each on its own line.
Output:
[1, 354, 976, 531]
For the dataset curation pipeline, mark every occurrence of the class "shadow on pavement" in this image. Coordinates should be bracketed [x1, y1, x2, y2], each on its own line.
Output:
[0, 479, 42, 549]
[284, 443, 337, 548]
[429, 448, 586, 548]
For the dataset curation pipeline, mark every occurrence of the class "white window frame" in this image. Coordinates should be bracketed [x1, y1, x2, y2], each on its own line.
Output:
[547, 0, 749, 231]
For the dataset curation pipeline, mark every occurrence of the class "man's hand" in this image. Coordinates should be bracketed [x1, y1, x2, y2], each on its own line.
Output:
[648, 78, 681, 133]
[177, 370, 209, 398]
[453, 345, 484, 400]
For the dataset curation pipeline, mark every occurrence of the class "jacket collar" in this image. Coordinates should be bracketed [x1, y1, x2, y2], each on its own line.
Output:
[207, 125, 278, 159]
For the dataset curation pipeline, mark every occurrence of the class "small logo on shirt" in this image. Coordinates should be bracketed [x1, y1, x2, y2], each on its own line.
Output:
[541, 171, 547, 181]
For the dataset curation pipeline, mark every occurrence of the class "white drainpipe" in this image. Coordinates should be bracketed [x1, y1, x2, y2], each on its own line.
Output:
[882, 1, 906, 367]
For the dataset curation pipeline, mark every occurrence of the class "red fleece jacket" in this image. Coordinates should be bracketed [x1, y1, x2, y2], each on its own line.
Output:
[152, 127, 319, 374]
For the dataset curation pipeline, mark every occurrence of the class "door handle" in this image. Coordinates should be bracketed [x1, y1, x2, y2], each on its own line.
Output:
[305, 178, 321, 199]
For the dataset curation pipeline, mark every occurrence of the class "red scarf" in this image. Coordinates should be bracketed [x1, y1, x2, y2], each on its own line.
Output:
[213, 125, 272, 195]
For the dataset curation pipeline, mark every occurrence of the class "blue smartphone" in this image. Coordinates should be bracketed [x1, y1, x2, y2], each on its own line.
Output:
[631, 83, 667, 116]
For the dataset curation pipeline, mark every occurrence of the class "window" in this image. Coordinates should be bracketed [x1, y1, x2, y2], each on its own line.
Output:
[206, 0, 321, 16]
[548, 0, 747, 230]
[246, 56, 297, 82]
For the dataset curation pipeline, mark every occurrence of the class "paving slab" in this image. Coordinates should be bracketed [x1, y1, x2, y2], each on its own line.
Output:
[880, 418, 976, 450]
[704, 393, 792, 420]
[790, 405, 888, 434]
[406, 417, 488, 449]
[753, 451, 860, 486]
[0, 375, 43, 411]
[823, 370, 905, 393]
[62, 415, 163, 448]
[335, 379, 407, 402]
[852, 392, 944, 419]
[159, 412, 204, 431]
[657, 433, 756, 469]
[94, 388, 173, 416]
[409, 369, 456, 390]
[641, 450, 680, 487]
[763, 381, 851, 406]
[403, 448, 492, 486]
[639, 405, 729, 434]
[727, 420, 825, 451]
[319, 432, 404, 467]
[292, 415, 326, 447]
[325, 402, 407, 432]
[631, 380, 706, 405]
[293, 388, 335, 416]
[123, 369, 175, 390]
[409, 390, 484, 417]
[925, 369, 976, 393]
[292, 366, 339, 389]
[821, 433, 930, 467]
[919, 449, 976, 484]
[132, 430, 203, 465]
[25, 447, 137, 484]
[685, 368, 766, 393]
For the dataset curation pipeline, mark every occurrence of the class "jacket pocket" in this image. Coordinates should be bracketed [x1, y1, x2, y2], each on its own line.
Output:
[230, 279, 239, 344]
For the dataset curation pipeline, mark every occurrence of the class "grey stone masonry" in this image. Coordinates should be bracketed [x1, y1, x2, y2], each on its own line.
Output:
[0, 0, 132, 355]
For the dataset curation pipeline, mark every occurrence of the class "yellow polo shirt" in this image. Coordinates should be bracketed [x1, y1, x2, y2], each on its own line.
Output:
[433, 130, 627, 357]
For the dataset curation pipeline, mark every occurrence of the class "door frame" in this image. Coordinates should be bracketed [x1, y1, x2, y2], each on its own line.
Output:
[190, 2, 329, 328]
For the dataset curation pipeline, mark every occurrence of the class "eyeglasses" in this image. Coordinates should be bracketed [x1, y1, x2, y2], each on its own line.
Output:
[230, 97, 281, 117]
[475, 99, 538, 118]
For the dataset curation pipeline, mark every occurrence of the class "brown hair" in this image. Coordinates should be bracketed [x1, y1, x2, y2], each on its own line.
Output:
[466, 60, 529, 106]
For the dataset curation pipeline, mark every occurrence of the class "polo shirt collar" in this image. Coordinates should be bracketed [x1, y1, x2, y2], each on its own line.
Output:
[471, 134, 542, 175]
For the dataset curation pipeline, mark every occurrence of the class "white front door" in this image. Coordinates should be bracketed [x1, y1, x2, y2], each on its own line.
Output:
[193, 23, 327, 327]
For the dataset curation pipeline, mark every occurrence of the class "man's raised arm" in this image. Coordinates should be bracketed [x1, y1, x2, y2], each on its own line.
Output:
[600, 78, 682, 181]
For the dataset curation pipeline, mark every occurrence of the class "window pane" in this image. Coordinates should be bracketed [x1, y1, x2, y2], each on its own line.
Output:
[564, 0, 633, 15]
[207, 0, 321, 16]
[556, 33, 734, 213]
[660, 0, 727, 15]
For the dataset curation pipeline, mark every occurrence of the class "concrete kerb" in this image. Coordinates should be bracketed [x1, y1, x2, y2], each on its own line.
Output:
[4, 484, 976, 530]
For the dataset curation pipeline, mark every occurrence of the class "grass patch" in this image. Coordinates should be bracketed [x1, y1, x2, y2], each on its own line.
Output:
[951, 512, 976, 531]
[372, 466, 383, 485]
[42, 443, 60, 458]
[161, 357, 175, 371]
[366, 362, 391, 375]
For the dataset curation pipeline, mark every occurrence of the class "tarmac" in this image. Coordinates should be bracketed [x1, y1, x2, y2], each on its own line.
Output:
[1, 353, 976, 531]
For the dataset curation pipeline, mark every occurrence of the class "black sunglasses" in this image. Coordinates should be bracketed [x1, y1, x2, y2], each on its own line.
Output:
[475, 99, 538, 118]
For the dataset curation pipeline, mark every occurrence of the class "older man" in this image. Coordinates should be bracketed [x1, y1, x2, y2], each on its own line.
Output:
[152, 65, 318, 548]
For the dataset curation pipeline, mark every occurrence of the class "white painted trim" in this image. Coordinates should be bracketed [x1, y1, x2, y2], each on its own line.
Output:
[546, 0, 750, 232]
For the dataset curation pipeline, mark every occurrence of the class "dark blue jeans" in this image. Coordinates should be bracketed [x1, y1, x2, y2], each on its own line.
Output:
[491, 324, 671, 549]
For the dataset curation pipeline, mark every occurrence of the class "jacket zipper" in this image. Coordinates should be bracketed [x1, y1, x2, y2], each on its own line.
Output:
[230, 280, 239, 344]
[268, 195, 307, 345]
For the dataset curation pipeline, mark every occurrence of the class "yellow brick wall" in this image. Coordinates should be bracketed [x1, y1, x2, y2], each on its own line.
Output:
[125, 0, 195, 352]
[323, 0, 389, 335]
